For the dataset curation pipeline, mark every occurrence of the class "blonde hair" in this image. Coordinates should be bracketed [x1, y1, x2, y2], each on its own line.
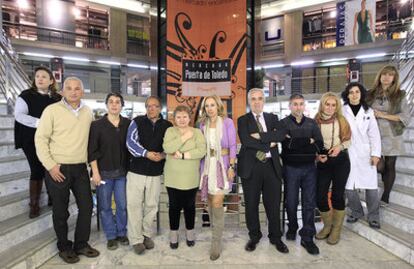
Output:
[198, 95, 226, 124]
[368, 65, 402, 106]
[316, 92, 344, 118]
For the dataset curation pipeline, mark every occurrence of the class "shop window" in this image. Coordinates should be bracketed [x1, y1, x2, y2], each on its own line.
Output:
[127, 14, 150, 56]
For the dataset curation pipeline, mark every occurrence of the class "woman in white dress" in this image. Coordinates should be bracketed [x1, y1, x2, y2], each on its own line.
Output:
[198, 95, 237, 260]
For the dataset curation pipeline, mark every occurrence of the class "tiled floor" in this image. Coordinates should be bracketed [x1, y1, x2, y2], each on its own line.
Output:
[40, 222, 414, 269]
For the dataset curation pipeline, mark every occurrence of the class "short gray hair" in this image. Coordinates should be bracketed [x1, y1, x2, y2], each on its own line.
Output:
[63, 77, 84, 91]
[247, 88, 265, 102]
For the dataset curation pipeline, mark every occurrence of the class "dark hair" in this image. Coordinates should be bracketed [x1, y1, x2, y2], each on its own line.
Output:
[341, 82, 369, 111]
[30, 66, 60, 98]
[145, 96, 161, 108]
[289, 93, 304, 101]
[105, 92, 124, 106]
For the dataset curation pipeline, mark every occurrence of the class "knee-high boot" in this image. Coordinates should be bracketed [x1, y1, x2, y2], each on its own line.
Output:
[316, 210, 332, 240]
[29, 180, 42, 218]
[210, 207, 224, 260]
[327, 209, 346, 245]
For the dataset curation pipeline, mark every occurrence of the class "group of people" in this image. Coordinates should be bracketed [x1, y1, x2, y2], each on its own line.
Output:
[14, 64, 409, 264]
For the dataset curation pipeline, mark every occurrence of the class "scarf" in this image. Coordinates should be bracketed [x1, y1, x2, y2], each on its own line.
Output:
[315, 113, 352, 143]
[199, 116, 228, 201]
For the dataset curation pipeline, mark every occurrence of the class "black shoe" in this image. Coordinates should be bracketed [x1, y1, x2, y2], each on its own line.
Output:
[369, 220, 381, 229]
[107, 239, 118, 250]
[74, 244, 100, 258]
[59, 250, 80, 264]
[116, 236, 129, 246]
[244, 239, 258, 252]
[301, 240, 319, 255]
[271, 240, 289, 254]
[346, 215, 359, 223]
[186, 240, 195, 247]
[285, 230, 296, 241]
[170, 242, 179, 249]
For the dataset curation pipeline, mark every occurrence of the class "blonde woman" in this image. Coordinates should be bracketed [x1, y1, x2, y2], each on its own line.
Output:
[315, 93, 351, 245]
[366, 65, 410, 205]
[198, 95, 237, 260]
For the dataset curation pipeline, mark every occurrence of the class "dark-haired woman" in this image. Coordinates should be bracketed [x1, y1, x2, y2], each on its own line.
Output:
[366, 65, 410, 205]
[342, 82, 381, 229]
[14, 66, 61, 218]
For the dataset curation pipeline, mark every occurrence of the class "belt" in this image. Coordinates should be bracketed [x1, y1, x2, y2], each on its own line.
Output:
[209, 148, 229, 156]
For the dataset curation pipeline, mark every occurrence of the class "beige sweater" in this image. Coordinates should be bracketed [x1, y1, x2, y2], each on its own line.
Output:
[320, 120, 351, 150]
[35, 100, 93, 170]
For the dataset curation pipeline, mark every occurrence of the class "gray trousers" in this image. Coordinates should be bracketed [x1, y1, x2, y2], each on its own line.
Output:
[346, 189, 380, 222]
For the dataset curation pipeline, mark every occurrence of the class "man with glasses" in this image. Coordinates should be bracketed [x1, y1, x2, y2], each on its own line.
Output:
[126, 96, 172, 255]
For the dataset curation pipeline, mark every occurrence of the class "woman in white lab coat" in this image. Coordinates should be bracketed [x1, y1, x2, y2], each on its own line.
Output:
[341, 82, 382, 229]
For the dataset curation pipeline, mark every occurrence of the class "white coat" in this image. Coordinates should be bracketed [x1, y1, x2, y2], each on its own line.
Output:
[344, 104, 381, 190]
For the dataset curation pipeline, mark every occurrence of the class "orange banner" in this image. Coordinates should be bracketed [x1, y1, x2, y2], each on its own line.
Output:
[166, 0, 247, 125]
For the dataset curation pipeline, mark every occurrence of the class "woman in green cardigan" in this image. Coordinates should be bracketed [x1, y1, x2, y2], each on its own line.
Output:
[163, 105, 206, 249]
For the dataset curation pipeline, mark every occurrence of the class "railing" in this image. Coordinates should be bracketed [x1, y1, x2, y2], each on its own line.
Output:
[3, 22, 109, 50]
[0, 29, 31, 114]
[391, 26, 414, 116]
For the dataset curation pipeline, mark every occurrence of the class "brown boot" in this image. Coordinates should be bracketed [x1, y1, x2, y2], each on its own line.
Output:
[327, 209, 346, 245]
[316, 210, 332, 240]
[29, 180, 42, 218]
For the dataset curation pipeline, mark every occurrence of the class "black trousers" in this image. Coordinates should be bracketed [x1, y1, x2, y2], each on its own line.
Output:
[316, 151, 350, 212]
[45, 163, 93, 251]
[166, 187, 198, 230]
[241, 159, 282, 243]
[21, 143, 45, 181]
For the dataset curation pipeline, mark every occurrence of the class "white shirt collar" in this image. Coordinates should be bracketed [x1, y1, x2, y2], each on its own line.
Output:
[62, 98, 85, 114]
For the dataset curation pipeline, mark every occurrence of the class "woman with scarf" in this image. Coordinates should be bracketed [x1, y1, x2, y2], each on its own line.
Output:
[314, 92, 351, 245]
[198, 95, 237, 260]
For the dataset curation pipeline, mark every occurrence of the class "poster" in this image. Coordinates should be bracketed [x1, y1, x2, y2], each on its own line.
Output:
[336, 0, 376, 46]
[166, 0, 247, 124]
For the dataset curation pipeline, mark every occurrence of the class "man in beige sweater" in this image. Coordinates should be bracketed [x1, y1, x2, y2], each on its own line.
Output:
[35, 77, 99, 264]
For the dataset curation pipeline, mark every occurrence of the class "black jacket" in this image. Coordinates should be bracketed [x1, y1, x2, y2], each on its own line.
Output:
[128, 115, 172, 176]
[237, 112, 287, 179]
[281, 115, 323, 166]
[88, 115, 131, 177]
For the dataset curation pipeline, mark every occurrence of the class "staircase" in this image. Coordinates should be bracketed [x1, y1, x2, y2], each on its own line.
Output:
[344, 26, 414, 265]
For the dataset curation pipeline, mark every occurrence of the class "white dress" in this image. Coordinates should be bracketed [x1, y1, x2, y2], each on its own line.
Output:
[207, 128, 229, 195]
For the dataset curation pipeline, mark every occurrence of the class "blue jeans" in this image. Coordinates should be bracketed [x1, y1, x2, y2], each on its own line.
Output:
[97, 177, 127, 240]
[283, 163, 317, 241]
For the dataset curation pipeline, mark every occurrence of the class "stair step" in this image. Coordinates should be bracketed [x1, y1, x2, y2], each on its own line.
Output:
[0, 142, 22, 158]
[0, 115, 14, 128]
[0, 201, 77, 253]
[0, 171, 30, 197]
[395, 168, 414, 188]
[0, 155, 29, 177]
[396, 156, 414, 169]
[378, 183, 414, 210]
[359, 197, 414, 235]
[0, 128, 14, 143]
[403, 127, 414, 140]
[404, 140, 414, 153]
[345, 220, 414, 265]
[0, 104, 7, 116]
[0, 190, 48, 222]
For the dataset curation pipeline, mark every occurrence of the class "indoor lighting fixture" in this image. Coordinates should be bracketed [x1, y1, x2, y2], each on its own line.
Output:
[321, 58, 348, 63]
[87, 0, 147, 14]
[330, 11, 337, 19]
[127, 63, 149, 69]
[17, 0, 30, 10]
[97, 60, 121, 65]
[73, 7, 82, 20]
[355, 53, 387, 59]
[62, 56, 90, 62]
[262, 64, 285, 69]
[290, 60, 314, 66]
[22, 52, 55, 58]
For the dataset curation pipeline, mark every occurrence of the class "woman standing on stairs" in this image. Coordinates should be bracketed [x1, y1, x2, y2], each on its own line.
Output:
[315, 92, 351, 245]
[14, 66, 61, 218]
[367, 65, 410, 205]
[342, 82, 382, 229]
[198, 95, 237, 260]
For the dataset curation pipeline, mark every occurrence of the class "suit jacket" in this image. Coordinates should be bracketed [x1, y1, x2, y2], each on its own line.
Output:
[237, 112, 287, 179]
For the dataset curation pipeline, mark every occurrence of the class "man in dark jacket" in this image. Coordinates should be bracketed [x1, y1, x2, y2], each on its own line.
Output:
[126, 96, 172, 255]
[281, 93, 323, 255]
[238, 88, 288, 254]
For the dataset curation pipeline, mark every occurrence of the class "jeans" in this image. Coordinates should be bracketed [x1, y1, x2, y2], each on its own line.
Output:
[284, 163, 317, 241]
[97, 177, 127, 240]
